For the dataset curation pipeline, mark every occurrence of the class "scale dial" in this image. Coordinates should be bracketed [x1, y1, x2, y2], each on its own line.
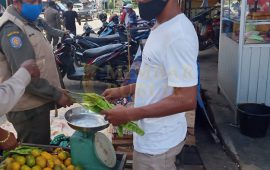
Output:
[94, 132, 116, 168]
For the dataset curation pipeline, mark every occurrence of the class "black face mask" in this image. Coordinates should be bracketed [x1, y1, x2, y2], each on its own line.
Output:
[138, 0, 168, 21]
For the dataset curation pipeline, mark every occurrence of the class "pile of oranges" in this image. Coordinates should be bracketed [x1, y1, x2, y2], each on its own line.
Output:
[0, 148, 81, 170]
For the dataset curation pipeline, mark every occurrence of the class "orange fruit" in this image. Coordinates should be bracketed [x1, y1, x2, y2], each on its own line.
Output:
[57, 152, 67, 161]
[15, 156, 26, 166]
[53, 159, 62, 166]
[53, 165, 61, 170]
[53, 148, 63, 155]
[66, 165, 74, 170]
[10, 162, 20, 170]
[31, 165, 42, 170]
[40, 152, 52, 160]
[64, 158, 71, 167]
[43, 168, 52, 170]
[60, 164, 66, 170]
[35, 157, 46, 168]
[5, 157, 14, 165]
[26, 155, 35, 168]
[46, 159, 54, 169]
[31, 149, 42, 157]
[20, 165, 31, 170]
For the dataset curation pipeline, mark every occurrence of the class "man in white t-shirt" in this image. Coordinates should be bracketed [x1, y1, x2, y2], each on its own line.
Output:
[102, 0, 198, 169]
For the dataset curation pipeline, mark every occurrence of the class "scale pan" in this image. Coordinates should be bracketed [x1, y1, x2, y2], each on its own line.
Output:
[65, 107, 109, 133]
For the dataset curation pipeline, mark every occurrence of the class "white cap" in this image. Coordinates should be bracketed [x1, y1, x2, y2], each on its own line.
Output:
[123, 3, 133, 9]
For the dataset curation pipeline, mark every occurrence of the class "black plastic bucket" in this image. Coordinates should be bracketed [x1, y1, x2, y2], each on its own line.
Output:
[238, 103, 270, 138]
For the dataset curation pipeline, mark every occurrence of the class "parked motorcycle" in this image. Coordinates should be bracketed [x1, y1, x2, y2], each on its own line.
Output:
[83, 13, 152, 40]
[55, 36, 133, 85]
[191, 6, 220, 50]
[70, 23, 150, 67]
[84, 13, 119, 37]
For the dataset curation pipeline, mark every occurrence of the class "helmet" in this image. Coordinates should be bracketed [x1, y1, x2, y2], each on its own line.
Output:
[123, 3, 133, 9]
[122, 0, 132, 6]
[98, 12, 107, 22]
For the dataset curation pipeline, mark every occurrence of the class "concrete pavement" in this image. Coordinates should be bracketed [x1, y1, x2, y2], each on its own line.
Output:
[199, 47, 270, 170]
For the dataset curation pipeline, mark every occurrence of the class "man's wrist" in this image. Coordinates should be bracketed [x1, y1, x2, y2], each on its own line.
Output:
[119, 86, 128, 97]
[120, 84, 135, 97]
[126, 107, 141, 121]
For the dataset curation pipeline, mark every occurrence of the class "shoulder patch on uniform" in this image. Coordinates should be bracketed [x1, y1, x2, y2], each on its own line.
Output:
[7, 31, 20, 37]
[9, 35, 22, 49]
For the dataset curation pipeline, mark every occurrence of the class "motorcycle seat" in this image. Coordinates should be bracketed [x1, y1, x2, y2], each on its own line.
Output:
[83, 43, 123, 58]
[85, 34, 121, 45]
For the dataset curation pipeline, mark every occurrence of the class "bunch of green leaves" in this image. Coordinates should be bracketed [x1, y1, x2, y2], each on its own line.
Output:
[3, 146, 39, 158]
[72, 92, 145, 137]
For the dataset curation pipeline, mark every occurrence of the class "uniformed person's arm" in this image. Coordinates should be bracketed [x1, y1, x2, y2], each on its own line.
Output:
[0, 23, 62, 101]
[37, 18, 65, 37]
[0, 68, 30, 115]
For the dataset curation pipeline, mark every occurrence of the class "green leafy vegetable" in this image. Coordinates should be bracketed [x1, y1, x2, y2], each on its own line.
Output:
[3, 146, 39, 158]
[71, 92, 145, 137]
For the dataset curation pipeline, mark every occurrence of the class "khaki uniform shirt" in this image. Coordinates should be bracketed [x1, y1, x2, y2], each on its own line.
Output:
[0, 6, 65, 111]
[44, 7, 61, 29]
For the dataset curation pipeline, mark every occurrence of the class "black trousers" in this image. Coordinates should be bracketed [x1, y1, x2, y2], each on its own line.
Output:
[46, 33, 59, 47]
[6, 103, 53, 145]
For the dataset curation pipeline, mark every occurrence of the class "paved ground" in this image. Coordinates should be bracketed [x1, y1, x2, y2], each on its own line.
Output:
[193, 48, 239, 170]
[199, 47, 270, 170]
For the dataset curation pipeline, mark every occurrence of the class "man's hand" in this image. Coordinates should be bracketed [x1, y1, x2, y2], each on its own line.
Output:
[100, 105, 132, 126]
[21, 59, 40, 78]
[57, 93, 73, 107]
[102, 88, 122, 102]
[0, 132, 17, 150]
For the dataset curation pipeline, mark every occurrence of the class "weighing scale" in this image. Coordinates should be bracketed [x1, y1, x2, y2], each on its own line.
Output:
[65, 107, 117, 170]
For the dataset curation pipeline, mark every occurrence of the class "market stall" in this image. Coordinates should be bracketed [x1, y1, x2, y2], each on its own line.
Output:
[218, 0, 270, 121]
[0, 104, 127, 170]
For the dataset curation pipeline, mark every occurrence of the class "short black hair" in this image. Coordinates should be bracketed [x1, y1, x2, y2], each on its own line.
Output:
[49, 1, 56, 7]
[67, 1, 73, 8]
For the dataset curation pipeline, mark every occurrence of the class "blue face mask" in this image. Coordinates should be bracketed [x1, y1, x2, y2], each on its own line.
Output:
[21, 3, 42, 22]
